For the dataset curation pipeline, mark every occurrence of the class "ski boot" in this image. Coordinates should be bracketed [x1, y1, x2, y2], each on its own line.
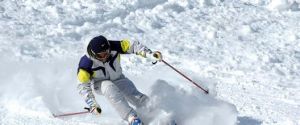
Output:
[128, 115, 143, 125]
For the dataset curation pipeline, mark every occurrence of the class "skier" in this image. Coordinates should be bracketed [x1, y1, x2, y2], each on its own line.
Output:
[77, 35, 162, 125]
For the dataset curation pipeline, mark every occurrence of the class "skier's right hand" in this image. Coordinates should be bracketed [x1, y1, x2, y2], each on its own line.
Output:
[84, 98, 101, 115]
[90, 106, 102, 115]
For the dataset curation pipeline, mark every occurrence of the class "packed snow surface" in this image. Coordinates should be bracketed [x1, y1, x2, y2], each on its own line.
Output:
[0, 0, 299, 125]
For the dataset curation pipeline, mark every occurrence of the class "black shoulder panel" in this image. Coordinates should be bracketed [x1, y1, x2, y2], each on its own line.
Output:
[108, 40, 125, 53]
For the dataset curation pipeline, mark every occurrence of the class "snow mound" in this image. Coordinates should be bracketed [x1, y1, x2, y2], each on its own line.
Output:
[0, 58, 237, 125]
[137, 80, 237, 125]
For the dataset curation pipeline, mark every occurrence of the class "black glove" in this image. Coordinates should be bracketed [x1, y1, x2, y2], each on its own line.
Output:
[85, 106, 102, 115]
[153, 51, 162, 61]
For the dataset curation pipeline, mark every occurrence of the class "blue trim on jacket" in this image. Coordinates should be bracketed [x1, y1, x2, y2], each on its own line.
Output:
[78, 55, 93, 75]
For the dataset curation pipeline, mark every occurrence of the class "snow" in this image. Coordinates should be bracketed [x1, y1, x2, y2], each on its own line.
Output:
[0, 0, 300, 125]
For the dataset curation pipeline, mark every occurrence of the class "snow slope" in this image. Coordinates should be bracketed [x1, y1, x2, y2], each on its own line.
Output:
[0, 0, 300, 125]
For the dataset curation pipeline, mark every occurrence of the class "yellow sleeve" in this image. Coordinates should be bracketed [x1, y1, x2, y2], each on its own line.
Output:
[77, 69, 91, 84]
[120, 39, 131, 53]
[119, 40, 152, 57]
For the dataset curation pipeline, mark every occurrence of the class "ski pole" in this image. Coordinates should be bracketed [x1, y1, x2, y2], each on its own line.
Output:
[52, 110, 89, 118]
[161, 59, 209, 94]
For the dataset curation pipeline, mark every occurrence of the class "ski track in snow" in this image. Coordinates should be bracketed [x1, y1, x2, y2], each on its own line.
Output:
[0, 0, 300, 125]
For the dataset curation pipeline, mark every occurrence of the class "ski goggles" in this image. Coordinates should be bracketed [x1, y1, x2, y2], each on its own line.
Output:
[95, 49, 110, 60]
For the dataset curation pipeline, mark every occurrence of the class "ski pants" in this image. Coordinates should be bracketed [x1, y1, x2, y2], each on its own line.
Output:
[93, 77, 149, 120]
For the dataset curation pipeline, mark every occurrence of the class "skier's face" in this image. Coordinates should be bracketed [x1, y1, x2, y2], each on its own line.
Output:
[95, 49, 110, 62]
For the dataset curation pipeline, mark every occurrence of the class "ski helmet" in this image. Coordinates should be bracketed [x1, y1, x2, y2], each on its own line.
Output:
[87, 35, 111, 60]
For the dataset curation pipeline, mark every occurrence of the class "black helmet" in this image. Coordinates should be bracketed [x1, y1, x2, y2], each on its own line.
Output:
[87, 35, 111, 61]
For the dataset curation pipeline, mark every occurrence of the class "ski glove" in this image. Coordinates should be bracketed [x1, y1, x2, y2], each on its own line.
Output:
[153, 51, 162, 61]
[84, 97, 101, 115]
[85, 106, 102, 115]
[91, 106, 102, 115]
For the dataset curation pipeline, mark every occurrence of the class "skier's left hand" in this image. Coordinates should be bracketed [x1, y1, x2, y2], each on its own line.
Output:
[153, 51, 162, 61]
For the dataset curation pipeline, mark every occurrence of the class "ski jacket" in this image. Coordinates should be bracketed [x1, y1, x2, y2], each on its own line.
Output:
[77, 39, 151, 107]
